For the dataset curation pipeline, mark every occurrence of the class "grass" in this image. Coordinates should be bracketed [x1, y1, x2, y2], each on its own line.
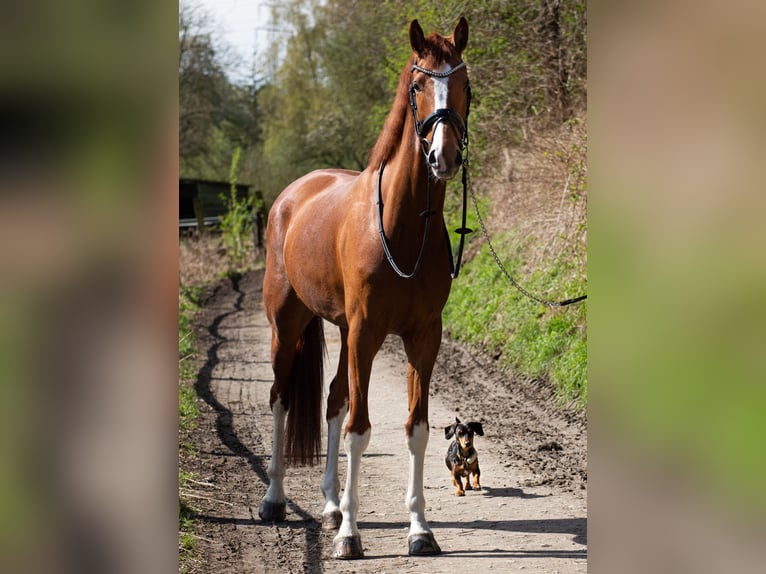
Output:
[179, 285, 202, 431]
[178, 285, 202, 571]
[443, 232, 587, 408]
[179, 470, 198, 554]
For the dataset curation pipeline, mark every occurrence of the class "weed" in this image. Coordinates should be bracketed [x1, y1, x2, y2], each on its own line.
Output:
[178, 287, 201, 566]
[219, 147, 255, 273]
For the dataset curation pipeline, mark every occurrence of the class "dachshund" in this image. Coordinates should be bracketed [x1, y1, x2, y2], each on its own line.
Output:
[444, 418, 484, 496]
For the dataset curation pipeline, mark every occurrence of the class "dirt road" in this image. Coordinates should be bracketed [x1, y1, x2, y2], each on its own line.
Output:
[183, 270, 586, 573]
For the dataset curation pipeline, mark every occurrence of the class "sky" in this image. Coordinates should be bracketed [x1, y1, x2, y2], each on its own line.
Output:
[189, 0, 276, 83]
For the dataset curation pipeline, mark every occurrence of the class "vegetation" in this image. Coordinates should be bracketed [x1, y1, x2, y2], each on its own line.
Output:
[218, 148, 255, 276]
[179, 285, 202, 433]
[179, 0, 587, 404]
[444, 238, 587, 406]
[178, 285, 202, 570]
[179, 3, 262, 181]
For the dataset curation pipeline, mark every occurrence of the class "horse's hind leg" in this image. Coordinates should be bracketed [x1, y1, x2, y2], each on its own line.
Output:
[402, 324, 442, 555]
[258, 333, 292, 521]
[321, 327, 349, 530]
[258, 285, 314, 522]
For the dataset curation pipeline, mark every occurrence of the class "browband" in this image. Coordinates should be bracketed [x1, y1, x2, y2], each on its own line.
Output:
[411, 60, 466, 78]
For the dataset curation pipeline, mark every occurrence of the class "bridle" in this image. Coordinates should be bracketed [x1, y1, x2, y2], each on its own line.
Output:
[376, 58, 473, 279]
[408, 59, 471, 158]
[378, 58, 588, 305]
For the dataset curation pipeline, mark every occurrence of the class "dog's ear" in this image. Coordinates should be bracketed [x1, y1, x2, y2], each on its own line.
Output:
[444, 422, 456, 439]
[467, 422, 484, 436]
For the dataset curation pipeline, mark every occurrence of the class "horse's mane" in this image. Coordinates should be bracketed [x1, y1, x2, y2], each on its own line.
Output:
[368, 33, 459, 170]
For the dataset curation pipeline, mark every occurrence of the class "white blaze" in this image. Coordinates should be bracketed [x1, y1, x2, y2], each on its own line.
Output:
[428, 64, 451, 175]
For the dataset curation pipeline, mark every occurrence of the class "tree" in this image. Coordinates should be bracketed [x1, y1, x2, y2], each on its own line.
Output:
[179, 3, 228, 165]
[179, 3, 264, 182]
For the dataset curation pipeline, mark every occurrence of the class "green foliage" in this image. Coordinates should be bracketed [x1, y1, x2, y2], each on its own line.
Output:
[179, 285, 201, 430]
[444, 234, 587, 408]
[179, 1, 586, 202]
[178, 288, 201, 567]
[218, 148, 254, 273]
[179, 470, 198, 569]
[179, 4, 263, 182]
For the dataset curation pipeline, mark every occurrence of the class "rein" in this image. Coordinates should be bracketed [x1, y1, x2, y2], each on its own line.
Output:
[376, 160, 432, 279]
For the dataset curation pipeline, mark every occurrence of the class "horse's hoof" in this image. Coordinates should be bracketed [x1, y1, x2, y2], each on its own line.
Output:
[333, 535, 364, 559]
[322, 509, 342, 530]
[258, 500, 286, 522]
[408, 532, 441, 556]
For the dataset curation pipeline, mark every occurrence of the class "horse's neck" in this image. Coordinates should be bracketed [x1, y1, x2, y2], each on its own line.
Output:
[380, 141, 446, 229]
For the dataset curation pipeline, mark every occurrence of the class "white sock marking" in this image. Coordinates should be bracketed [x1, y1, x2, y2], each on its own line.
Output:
[334, 429, 371, 541]
[263, 399, 287, 504]
[405, 421, 431, 536]
[321, 400, 347, 516]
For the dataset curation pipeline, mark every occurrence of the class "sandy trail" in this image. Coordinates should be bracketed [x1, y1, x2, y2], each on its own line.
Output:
[185, 271, 586, 573]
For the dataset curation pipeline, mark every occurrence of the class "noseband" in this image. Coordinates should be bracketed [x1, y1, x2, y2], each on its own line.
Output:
[408, 60, 471, 157]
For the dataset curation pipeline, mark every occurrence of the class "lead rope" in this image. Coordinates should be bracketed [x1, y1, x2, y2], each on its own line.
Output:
[466, 170, 587, 307]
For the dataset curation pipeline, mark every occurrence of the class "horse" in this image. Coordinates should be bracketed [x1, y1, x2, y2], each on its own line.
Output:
[258, 17, 471, 559]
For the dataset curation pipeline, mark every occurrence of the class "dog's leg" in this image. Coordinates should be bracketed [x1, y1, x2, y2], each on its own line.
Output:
[473, 464, 481, 490]
[452, 471, 465, 496]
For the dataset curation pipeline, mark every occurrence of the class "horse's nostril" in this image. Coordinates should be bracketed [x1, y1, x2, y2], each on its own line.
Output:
[428, 149, 438, 167]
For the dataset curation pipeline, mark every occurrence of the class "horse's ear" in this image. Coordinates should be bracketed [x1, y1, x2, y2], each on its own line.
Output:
[452, 16, 469, 53]
[409, 19, 426, 56]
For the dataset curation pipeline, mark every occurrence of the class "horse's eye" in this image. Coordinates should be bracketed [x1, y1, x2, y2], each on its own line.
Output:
[410, 82, 422, 94]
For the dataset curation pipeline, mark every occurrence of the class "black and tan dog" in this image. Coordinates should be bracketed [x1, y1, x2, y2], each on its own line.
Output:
[444, 418, 484, 496]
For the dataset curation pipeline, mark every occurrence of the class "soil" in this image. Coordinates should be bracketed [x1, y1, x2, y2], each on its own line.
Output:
[181, 269, 587, 573]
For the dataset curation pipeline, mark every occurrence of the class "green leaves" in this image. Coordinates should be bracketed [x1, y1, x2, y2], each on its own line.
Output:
[218, 148, 255, 273]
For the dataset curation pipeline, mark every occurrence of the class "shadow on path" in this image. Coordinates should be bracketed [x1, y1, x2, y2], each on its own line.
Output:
[193, 275, 323, 571]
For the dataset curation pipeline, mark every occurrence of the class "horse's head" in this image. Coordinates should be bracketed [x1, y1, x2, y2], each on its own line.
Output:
[408, 17, 470, 181]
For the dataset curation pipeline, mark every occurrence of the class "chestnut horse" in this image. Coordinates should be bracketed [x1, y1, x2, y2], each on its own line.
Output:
[259, 18, 471, 559]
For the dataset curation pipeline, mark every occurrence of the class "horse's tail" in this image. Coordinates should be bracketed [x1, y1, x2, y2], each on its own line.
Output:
[285, 316, 326, 466]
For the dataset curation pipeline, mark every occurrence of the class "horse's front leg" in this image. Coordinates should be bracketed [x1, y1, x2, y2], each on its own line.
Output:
[321, 328, 349, 530]
[402, 325, 442, 555]
[332, 327, 379, 559]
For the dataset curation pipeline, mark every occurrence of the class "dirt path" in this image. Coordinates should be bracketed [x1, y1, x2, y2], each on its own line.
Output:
[183, 270, 586, 573]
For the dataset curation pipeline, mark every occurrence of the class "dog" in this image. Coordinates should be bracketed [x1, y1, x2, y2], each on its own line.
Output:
[444, 418, 484, 496]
